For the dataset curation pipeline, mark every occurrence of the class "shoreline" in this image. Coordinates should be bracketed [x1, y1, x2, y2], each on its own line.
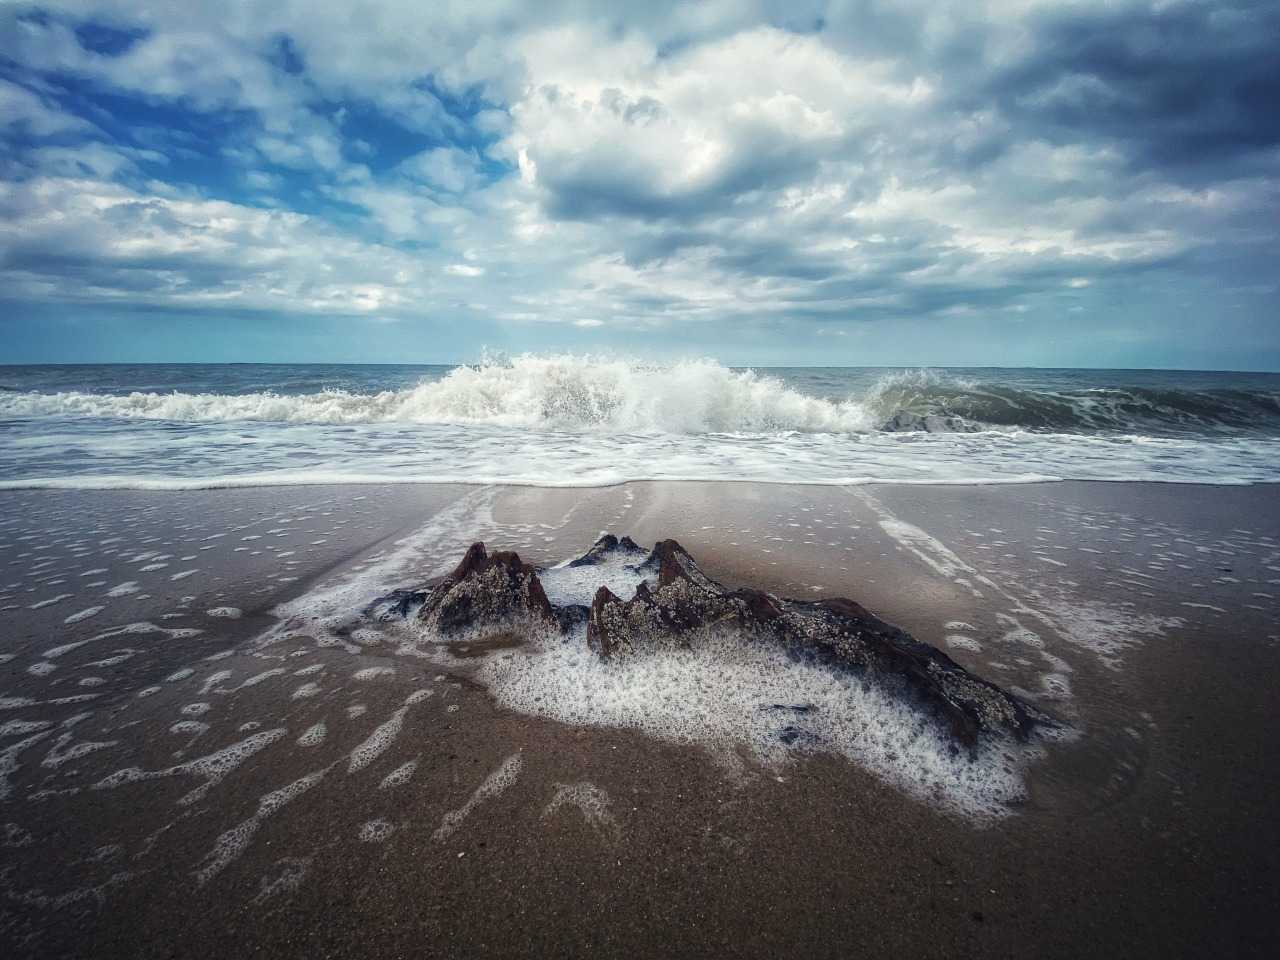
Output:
[1, 480, 1278, 956]
[4, 475, 1279, 492]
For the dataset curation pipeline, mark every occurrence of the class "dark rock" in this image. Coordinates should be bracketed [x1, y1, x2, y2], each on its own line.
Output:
[553, 603, 591, 632]
[588, 539, 1051, 746]
[568, 533, 646, 567]
[402, 535, 1053, 747]
[364, 588, 429, 621]
[777, 725, 820, 747]
[416, 542, 558, 635]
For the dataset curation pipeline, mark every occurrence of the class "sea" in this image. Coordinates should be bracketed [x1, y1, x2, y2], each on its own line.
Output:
[1, 356, 1278, 489]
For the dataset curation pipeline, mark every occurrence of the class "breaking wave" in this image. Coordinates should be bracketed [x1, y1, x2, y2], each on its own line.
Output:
[2, 355, 1278, 437]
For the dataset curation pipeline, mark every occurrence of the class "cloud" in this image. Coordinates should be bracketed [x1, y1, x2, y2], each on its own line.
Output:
[0, 77, 96, 136]
[505, 26, 926, 223]
[0, 1, 1276, 365]
[400, 146, 485, 194]
[0, 176, 450, 317]
[986, 0, 1280, 178]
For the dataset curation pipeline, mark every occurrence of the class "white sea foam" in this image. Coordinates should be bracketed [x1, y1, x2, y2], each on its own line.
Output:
[0, 357, 875, 432]
[379, 757, 419, 789]
[40, 732, 118, 769]
[347, 690, 430, 773]
[433, 752, 523, 842]
[945, 635, 984, 653]
[543, 782, 619, 838]
[0, 719, 55, 737]
[43, 621, 189, 660]
[296, 721, 326, 747]
[199, 670, 233, 695]
[253, 857, 312, 903]
[93, 727, 287, 806]
[225, 668, 285, 692]
[358, 818, 395, 842]
[479, 630, 1031, 821]
[539, 549, 654, 608]
[194, 768, 327, 884]
[352, 666, 396, 681]
[2, 358, 1276, 489]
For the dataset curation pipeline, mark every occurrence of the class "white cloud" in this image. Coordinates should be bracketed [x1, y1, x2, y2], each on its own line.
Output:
[401, 147, 485, 194]
[0, 78, 96, 136]
[0, 0, 1275, 360]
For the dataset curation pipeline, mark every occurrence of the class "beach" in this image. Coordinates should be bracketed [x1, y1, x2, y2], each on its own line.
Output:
[3, 479, 1278, 957]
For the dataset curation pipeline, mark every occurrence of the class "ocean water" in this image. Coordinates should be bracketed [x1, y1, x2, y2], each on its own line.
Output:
[1, 356, 1278, 489]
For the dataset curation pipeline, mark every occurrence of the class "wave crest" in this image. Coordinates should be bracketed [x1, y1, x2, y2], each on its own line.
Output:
[1, 356, 1277, 436]
[0, 356, 877, 433]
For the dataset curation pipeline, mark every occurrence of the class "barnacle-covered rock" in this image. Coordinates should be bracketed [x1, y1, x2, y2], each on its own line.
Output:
[416, 542, 557, 635]
[587, 539, 1049, 745]
[399, 534, 1051, 746]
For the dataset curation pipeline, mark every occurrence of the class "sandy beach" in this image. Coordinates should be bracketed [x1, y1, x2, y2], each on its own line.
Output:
[2, 480, 1279, 958]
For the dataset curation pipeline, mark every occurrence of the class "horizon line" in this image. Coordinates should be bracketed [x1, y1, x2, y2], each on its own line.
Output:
[2, 360, 1279, 375]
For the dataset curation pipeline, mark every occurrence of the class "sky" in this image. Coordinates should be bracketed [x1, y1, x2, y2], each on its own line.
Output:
[0, 0, 1277, 369]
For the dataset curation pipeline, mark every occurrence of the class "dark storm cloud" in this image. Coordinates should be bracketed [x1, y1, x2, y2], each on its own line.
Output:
[987, 0, 1280, 177]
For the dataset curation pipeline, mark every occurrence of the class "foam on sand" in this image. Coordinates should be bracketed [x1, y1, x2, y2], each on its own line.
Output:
[42, 622, 201, 660]
[64, 606, 105, 624]
[194, 768, 327, 885]
[347, 690, 431, 773]
[199, 670, 233, 695]
[40, 732, 119, 769]
[252, 857, 311, 904]
[352, 666, 396, 681]
[479, 628, 1034, 821]
[543, 782, 620, 839]
[1, 731, 53, 801]
[358, 818, 395, 842]
[379, 757, 419, 789]
[296, 721, 326, 747]
[432, 752, 523, 842]
[93, 728, 287, 806]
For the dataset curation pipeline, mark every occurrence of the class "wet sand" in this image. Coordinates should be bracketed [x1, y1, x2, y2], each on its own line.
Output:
[1, 481, 1279, 958]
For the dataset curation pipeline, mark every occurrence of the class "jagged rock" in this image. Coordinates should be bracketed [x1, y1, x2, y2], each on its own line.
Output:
[587, 540, 1049, 745]
[364, 587, 429, 621]
[416, 542, 557, 635]
[567, 533, 646, 567]
[398, 534, 1051, 746]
